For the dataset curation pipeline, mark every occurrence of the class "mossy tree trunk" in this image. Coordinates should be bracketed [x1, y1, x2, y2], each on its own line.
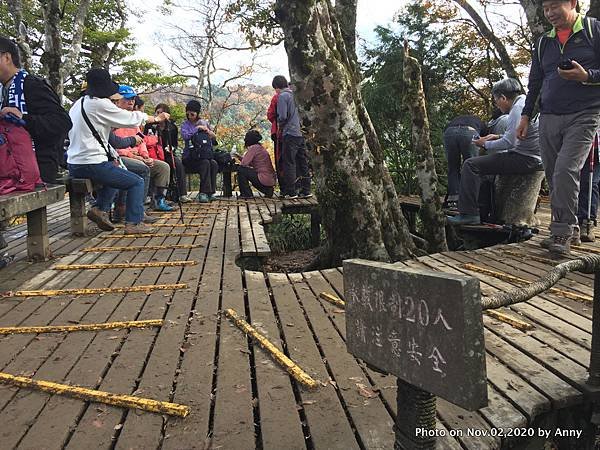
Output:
[402, 46, 448, 253]
[274, 0, 416, 266]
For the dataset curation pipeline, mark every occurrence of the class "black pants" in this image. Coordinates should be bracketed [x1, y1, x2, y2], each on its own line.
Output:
[237, 166, 272, 197]
[164, 151, 187, 196]
[281, 135, 310, 196]
[36, 150, 59, 184]
[183, 158, 218, 194]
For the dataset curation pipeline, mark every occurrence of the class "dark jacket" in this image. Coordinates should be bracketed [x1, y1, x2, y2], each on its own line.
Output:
[144, 120, 178, 152]
[22, 75, 72, 155]
[108, 131, 136, 149]
[523, 15, 600, 117]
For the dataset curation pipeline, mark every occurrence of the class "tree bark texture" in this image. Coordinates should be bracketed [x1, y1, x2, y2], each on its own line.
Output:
[58, 0, 92, 97]
[402, 47, 448, 253]
[494, 172, 544, 226]
[41, 0, 63, 96]
[6, 0, 32, 71]
[274, 0, 416, 266]
[454, 0, 523, 86]
[518, 0, 547, 40]
[334, 0, 357, 64]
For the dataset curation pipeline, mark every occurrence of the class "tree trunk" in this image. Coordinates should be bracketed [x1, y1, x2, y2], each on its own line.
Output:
[589, 0, 600, 19]
[58, 0, 92, 98]
[495, 172, 544, 226]
[40, 0, 63, 95]
[402, 45, 448, 253]
[518, 0, 547, 40]
[334, 0, 357, 63]
[6, 0, 32, 71]
[274, 0, 416, 266]
[454, 0, 523, 86]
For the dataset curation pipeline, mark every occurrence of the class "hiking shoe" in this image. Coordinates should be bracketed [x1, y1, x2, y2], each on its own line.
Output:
[446, 214, 481, 225]
[548, 235, 571, 256]
[208, 194, 217, 202]
[154, 197, 174, 212]
[571, 225, 581, 246]
[124, 222, 157, 234]
[143, 213, 158, 224]
[281, 193, 298, 199]
[264, 187, 274, 198]
[87, 207, 115, 231]
[298, 192, 313, 199]
[197, 193, 210, 203]
[112, 205, 126, 224]
[581, 219, 596, 243]
[179, 195, 192, 203]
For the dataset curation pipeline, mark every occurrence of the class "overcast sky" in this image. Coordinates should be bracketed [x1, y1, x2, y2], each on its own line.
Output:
[129, 0, 409, 85]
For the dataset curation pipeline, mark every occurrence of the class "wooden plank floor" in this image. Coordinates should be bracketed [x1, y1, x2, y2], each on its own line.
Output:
[0, 194, 596, 449]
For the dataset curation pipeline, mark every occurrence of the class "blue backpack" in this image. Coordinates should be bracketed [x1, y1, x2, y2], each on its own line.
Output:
[184, 131, 214, 161]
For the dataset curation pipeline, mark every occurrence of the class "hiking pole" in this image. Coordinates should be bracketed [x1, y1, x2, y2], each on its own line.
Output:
[588, 134, 598, 230]
[164, 121, 184, 223]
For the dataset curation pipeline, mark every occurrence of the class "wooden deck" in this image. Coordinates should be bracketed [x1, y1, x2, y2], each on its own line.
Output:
[0, 194, 596, 449]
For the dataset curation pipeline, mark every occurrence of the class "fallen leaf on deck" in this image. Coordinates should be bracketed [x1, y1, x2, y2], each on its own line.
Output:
[92, 419, 103, 428]
[356, 383, 378, 398]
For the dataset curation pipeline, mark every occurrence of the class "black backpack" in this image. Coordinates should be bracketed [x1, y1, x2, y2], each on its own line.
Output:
[185, 131, 214, 161]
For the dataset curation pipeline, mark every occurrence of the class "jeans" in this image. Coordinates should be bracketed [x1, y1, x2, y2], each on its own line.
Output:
[281, 135, 310, 196]
[237, 165, 272, 197]
[458, 152, 542, 215]
[577, 148, 600, 223]
[118, 157, 151, 205]
[68, 161, 145, 224]
[443, 126, 480, 197]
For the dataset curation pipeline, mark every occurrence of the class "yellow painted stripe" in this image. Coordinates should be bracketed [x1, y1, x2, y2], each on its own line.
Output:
[82, 244, 202, 252]
[318, 292, 346, 308]
[2, 284, 187, 298]
[100, 233, 207, 239]
[501, 249, 559, 266]
[463, 263, 592, 303]
[484, 310, 534, 331]
[0, 372, 189, 417]
[53, 261, 197, 270]
[224, 309, 319, 389]
[151, 224, 210, 228]
[0, 319, 163, 334]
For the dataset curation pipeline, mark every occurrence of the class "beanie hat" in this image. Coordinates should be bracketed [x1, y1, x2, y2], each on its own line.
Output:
[244, 129, 262, 147]
[185, 100, 201, 113]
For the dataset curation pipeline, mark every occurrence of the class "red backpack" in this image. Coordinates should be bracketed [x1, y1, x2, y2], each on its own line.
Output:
[144, 134, 165, 161]
[0, 121, 43, 195]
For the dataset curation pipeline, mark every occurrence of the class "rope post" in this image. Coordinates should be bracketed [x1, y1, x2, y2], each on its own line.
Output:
[588, 271, 600, 387]
[395, 379, 437, 450]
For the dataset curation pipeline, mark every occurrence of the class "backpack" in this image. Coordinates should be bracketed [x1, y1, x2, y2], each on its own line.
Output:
[184, 131, 214, 161]
[213, 150, 234, 172]
[144, 134, 165, 161]
[0, 121, 43, 195]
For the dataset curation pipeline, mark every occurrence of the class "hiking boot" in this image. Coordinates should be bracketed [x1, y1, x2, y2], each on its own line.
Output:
[446, 214, 481, 225]
[112, 205, 126, 224]
[581, 219, 596, 243]
[571, 225, 581, 246]
[179, 195, 192, 203]
[154, 196, 174, 212]
[548, 234, 571, 256]
[124, 222, 157, 234]
[143, 213, 158, 224]
[87, 207, 115, 231]
[197, 193, 210, 203]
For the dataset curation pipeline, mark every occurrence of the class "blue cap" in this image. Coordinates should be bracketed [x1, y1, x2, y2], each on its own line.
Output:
[118, 85, 137, 99]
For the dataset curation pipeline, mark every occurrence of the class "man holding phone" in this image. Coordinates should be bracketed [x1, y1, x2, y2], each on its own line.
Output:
[517, 0, 600, 255]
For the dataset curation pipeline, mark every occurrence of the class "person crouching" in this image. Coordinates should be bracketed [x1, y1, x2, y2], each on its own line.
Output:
[235, 130, 276, 199]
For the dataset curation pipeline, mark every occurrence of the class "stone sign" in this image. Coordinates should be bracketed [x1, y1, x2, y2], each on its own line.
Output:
[344, 259, 487, 411]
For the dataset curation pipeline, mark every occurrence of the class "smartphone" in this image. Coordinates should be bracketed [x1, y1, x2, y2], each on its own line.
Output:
[558, 59, 574, 70]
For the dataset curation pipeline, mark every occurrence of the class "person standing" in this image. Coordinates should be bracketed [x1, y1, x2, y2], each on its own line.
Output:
[517, 0, 600, 256]
[272, 75, 311, 199]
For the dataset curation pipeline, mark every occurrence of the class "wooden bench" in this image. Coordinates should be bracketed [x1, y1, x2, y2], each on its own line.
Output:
[65, 178, 94, 236]
[0, 185, 65, 261]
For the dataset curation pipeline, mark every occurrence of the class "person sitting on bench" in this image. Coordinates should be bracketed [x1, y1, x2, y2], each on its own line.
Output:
[234, 130, 276, 199]
[447, 78, 542, 225]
